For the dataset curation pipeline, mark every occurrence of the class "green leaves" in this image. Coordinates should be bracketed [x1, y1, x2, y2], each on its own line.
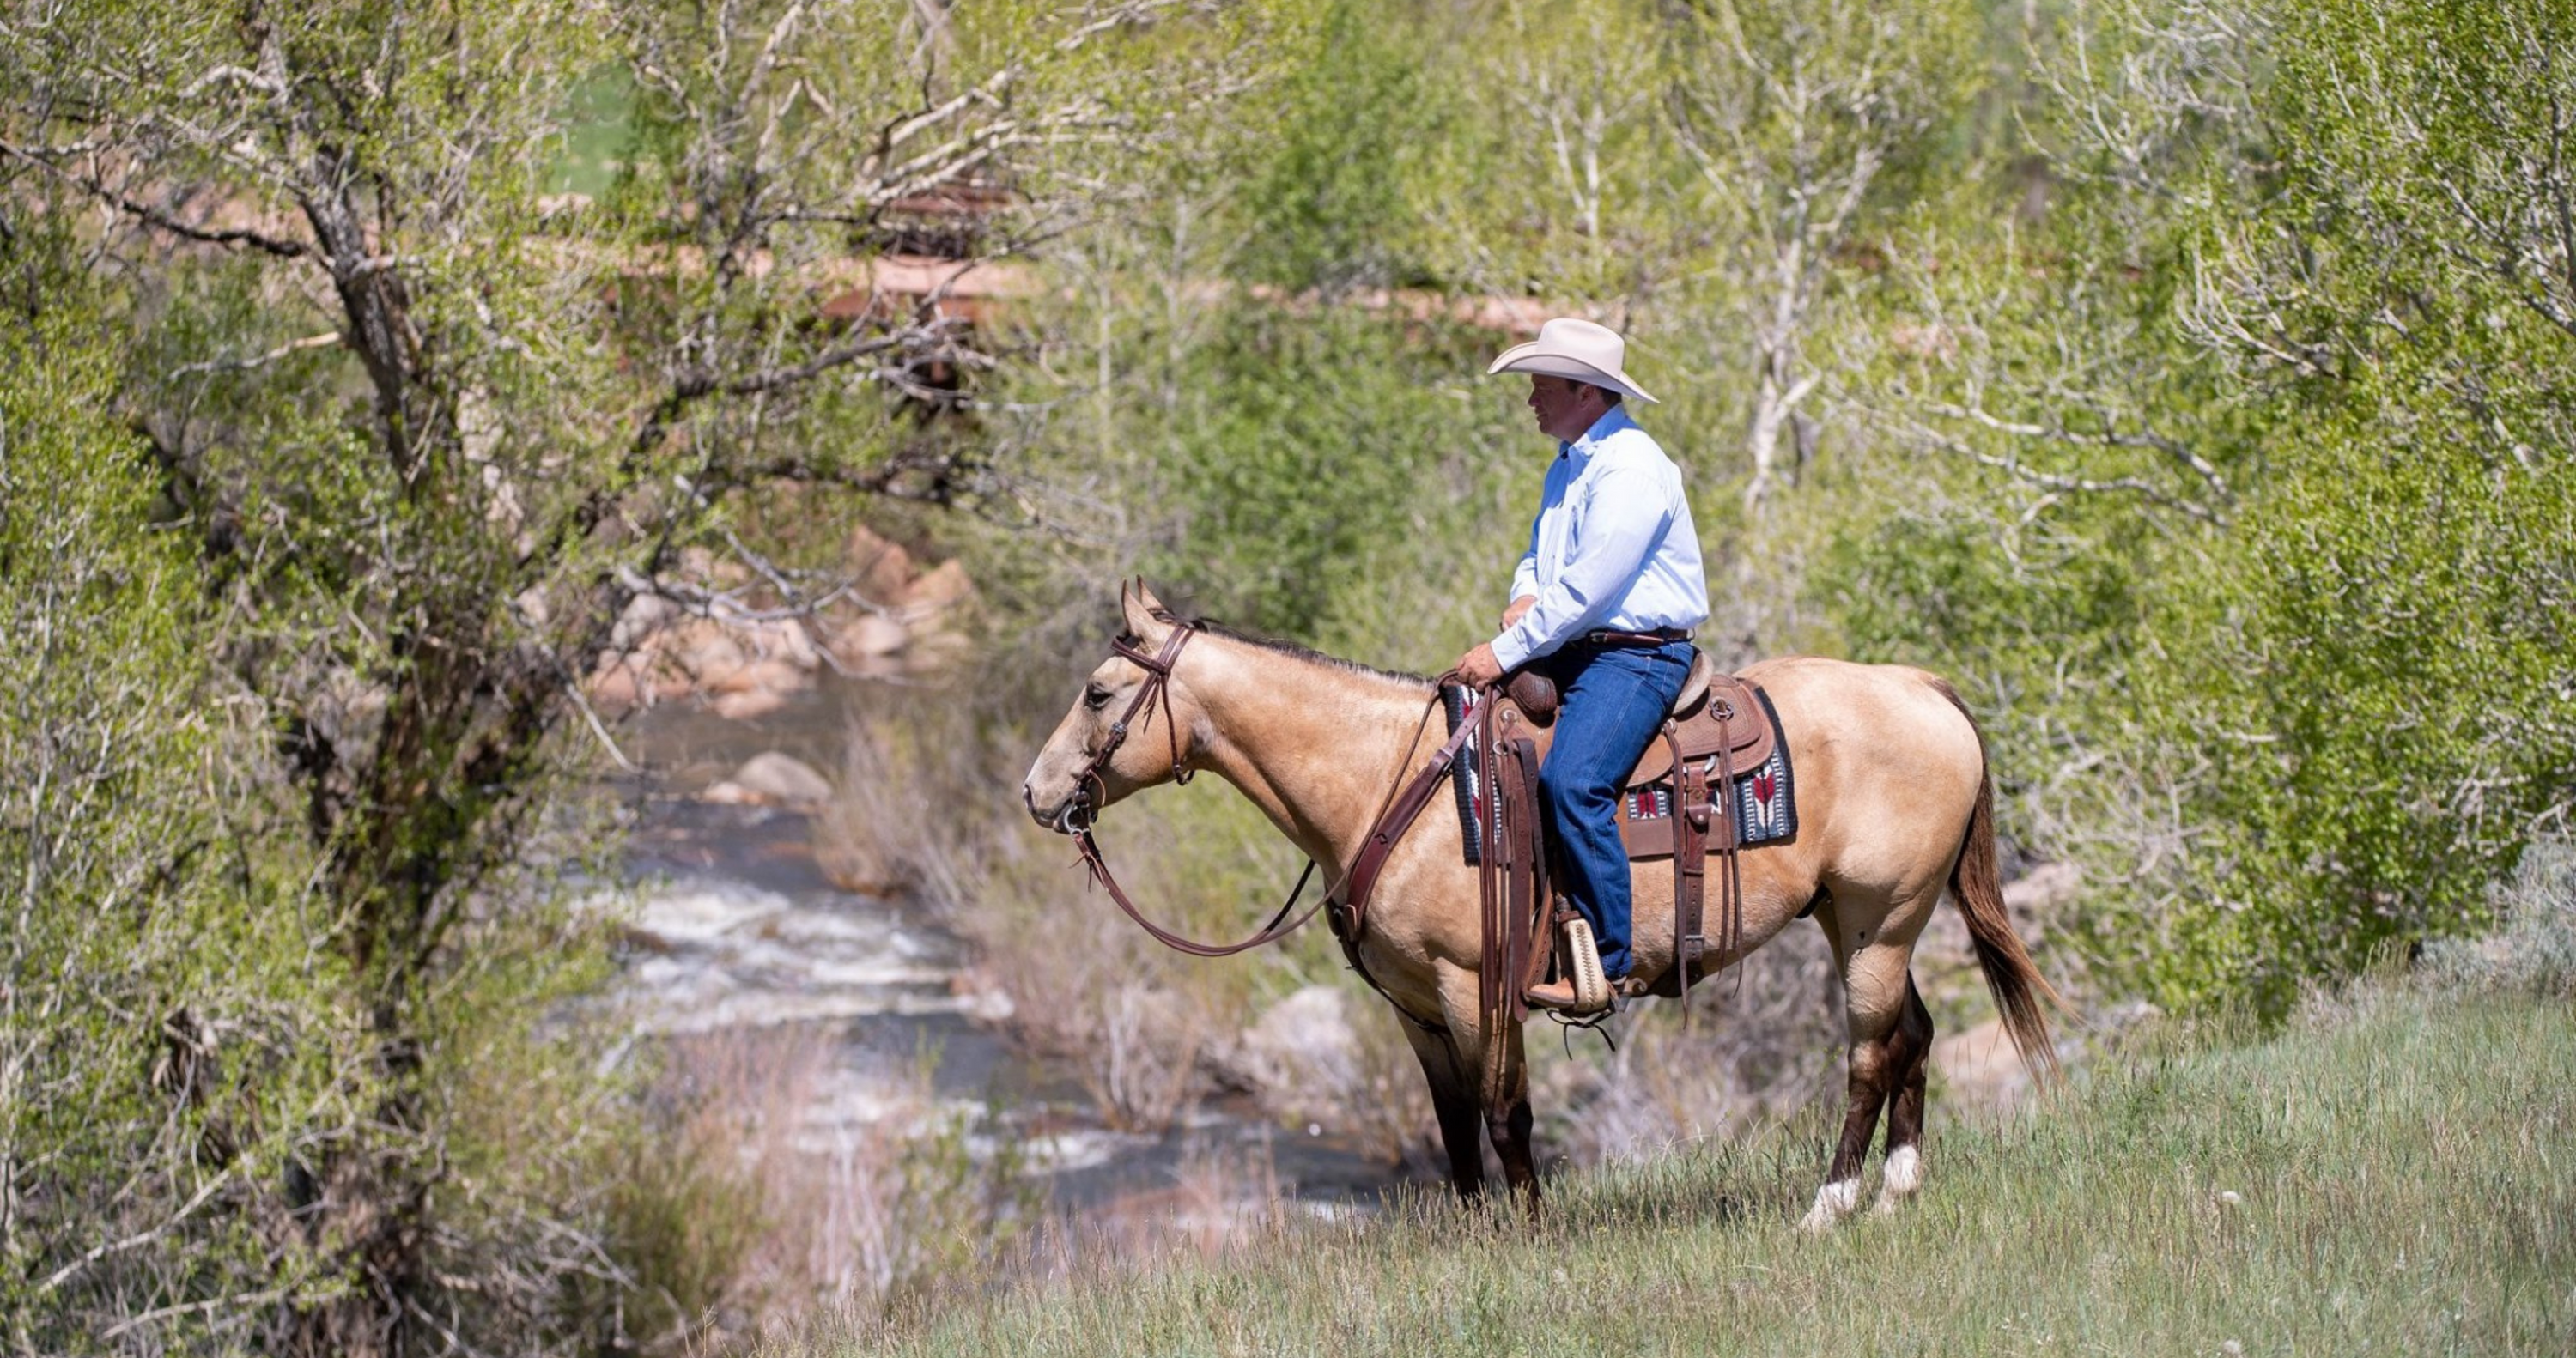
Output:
[1824, 0, 2576, 1017]
[0, 243, 345, 1348]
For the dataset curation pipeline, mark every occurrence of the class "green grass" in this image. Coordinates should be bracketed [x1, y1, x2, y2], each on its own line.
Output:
[798, 981, 2575, 1355]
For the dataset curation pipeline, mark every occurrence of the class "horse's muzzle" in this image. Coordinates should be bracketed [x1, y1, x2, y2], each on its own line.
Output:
[1023, 781, 1092, 836]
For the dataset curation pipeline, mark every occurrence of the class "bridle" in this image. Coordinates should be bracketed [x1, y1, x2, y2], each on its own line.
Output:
[1060, 618, 1200, 834]
[1057, 618, 1331, 959]
[1050, 617, 1474, 981]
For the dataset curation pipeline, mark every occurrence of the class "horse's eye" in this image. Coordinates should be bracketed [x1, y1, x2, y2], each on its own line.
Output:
[1083, 684, 1112, 711]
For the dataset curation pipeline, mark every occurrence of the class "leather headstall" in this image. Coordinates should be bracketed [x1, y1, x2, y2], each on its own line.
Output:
[1068, 618, 1331, 961]
[1072, 619, 1198, 820]
[1063, 618, 1468, 1034]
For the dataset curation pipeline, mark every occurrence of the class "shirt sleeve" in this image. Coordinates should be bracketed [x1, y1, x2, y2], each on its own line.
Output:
[1490, 458, 1670, 670]
[1508, 531, 1540, 606]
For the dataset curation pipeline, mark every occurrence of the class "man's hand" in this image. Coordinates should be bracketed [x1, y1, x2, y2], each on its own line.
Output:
[1454, 641, 1504, 688]
[1501, 595, 1537, 630]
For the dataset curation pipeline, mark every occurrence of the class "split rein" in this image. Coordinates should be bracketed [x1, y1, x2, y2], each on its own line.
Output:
[1061, 620, 1467, 961]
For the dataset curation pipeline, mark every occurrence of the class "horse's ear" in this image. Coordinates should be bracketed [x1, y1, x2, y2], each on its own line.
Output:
[1121, 579, 1171, 642]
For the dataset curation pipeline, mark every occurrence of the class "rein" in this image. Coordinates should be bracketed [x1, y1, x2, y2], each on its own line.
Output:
[1068, 619, 1323, 958]
[1062, 619, 1468, 978]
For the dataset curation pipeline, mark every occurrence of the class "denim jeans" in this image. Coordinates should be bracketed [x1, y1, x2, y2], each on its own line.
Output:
[1528, 639, 1695, 979]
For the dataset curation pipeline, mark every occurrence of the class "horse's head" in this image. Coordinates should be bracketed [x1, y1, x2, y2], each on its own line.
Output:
[1022, 581, 1211, 834]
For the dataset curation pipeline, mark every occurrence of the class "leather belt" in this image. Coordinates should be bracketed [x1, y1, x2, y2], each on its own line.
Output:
[1576, 627, 1692, 648]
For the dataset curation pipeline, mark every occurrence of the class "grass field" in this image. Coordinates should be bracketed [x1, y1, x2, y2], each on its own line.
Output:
[791, 972, 2574, 1356]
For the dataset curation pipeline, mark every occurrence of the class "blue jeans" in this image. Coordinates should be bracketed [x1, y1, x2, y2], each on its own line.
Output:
[1529, 640, 1695, 979]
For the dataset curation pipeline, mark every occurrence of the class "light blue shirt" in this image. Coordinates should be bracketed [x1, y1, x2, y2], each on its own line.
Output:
[1490, 406, 1710, 671]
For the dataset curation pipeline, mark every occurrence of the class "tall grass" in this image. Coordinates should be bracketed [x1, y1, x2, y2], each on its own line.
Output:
[776, 962, 2576, 1355]
[605, 1028, 1038, 1351]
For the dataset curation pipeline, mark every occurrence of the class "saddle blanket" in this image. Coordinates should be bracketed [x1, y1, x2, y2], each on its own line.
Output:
[1441, 684, 1797, 866]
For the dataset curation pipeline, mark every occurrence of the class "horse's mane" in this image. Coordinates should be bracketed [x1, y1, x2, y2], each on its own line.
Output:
[1157, 613, 1437, 691]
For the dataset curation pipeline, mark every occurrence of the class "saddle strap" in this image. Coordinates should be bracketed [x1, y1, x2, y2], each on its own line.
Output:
[1470, 715, 1551, 1107]
[1510, 737, 1549, 1010]
[1474, 694, 1545, 1040]
[1668, 723, 1747, 1028]
[1670, 722, 1708, 1019]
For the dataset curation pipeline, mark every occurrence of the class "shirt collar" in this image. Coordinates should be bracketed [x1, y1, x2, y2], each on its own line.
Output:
[1557, 404, 1637, 460]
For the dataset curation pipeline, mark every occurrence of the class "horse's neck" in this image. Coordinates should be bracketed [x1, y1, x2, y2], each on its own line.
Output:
[1187, 640, 1437, 883]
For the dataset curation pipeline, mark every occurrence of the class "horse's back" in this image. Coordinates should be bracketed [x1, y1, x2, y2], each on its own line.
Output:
[1737, 655, 1986, 888]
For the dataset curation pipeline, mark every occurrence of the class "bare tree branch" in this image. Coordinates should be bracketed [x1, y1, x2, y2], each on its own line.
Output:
[0, 138, 310, 258]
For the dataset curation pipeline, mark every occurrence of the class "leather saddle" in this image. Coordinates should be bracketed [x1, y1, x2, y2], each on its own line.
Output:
[1334, 652, 1786, 1028]
[1499, 652, 1777, 851]
[1483, 651, 1780, 1014]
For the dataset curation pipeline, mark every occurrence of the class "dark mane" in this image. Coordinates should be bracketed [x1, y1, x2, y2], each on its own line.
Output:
[1175, 614, 1437, 689]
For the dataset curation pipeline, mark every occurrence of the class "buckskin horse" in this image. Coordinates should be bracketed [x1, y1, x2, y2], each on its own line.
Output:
[1021, 583, 2060, 1229]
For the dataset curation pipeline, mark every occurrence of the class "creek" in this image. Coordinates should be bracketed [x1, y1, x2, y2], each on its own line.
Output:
[602, 679, 1419, 1234]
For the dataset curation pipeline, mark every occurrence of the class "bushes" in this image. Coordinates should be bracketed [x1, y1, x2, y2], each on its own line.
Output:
[2425, 840, 2576, 1001]
[0, 276, 336, 1350]
[1816, 0, 2576, 1018]
[2124, 405, 2576, 1011]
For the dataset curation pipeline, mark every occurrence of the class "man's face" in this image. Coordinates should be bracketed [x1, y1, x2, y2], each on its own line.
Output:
[1526, 374, 1604, 442]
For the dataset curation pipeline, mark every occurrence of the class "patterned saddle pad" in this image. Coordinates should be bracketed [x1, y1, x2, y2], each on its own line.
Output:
[1441, 680, 1796, 866]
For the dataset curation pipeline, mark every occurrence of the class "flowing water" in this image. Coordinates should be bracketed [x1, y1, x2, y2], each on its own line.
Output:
[603, 681, 1418, 1230]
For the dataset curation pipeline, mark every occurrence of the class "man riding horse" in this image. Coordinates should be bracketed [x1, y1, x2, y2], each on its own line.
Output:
[1452, 318, 1709, 1014]
[1025, 321, 2062, 1220]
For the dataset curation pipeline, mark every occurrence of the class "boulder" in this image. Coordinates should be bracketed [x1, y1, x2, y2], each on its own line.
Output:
[587, 652, 647, 712]
[611, 592, 678, 651]
[900, 558, 975, 618]
[2004, 861, 2083, 916]
[752, 618, 822, 670]
[1228, 986, 1362, 1114]
[708, 656, 804, 699]
[710, 688, 791, 721]
[726, 751, 834, 808]
[670, 619, 749, 688]
[1933, 1018, 2034, 1113]
[678, 544, 749, 589]
[835, 613, 910, 661]
[845, 523, 917, 603]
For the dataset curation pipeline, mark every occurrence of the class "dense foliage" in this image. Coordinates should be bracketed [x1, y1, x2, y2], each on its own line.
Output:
[3, 0, 2571, 1349]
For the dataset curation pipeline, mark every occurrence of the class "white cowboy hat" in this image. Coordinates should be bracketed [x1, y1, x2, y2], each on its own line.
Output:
[1485, 317, 1658, 405]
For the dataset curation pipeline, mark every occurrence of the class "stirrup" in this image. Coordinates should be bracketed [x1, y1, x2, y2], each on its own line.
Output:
[1526, 917, 1613, 1015]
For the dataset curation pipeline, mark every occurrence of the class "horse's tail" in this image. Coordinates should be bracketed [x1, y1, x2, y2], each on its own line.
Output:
[1928, 678, 2066, 1083]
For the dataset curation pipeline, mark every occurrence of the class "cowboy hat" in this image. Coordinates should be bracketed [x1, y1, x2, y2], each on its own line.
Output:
[1485, 317, 1658, 404]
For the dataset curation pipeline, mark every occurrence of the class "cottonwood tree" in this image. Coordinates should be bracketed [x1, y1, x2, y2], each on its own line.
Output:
[2142, 0, 2576, 1007]
[1842, 0, 2576, 1013]
[1481, 0, 1662, 286]
[0, 0, 1261, 1349]
[1663, 0, 1978, 510]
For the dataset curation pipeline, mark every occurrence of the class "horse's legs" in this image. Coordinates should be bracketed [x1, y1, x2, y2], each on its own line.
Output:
[1400, 1019, 1486, 1199]
[1872, 973, 1935, 1216]
[1800, 897, 1931, 1233]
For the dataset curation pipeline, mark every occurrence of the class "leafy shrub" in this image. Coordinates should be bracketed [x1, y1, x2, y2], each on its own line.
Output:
[2423, 840, 2576, 1000]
